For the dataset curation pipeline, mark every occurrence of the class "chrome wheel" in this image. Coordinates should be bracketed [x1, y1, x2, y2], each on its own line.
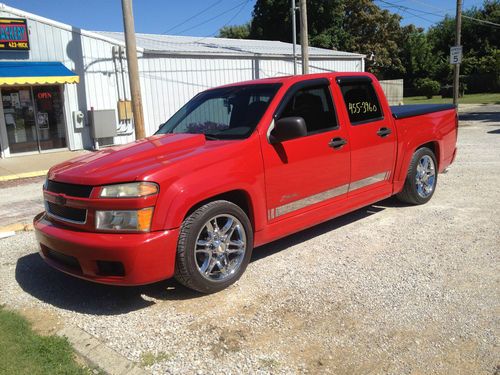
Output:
[415, 154, 436, 198]
[195, 214, 247, 281]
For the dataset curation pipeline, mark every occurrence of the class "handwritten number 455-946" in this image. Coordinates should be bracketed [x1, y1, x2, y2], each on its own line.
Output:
[348, 102, 377, 114]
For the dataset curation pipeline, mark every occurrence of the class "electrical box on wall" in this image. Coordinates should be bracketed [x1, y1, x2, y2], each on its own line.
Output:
[88, 109, 117, 139]
[118, 100, 133, 121]
[72, 110, 84, 129]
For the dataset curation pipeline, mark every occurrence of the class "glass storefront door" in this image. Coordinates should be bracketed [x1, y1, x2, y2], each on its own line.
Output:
[2, 86, 38, 154]
[33, 86, 67, 151]
[1, 85, 67, 154]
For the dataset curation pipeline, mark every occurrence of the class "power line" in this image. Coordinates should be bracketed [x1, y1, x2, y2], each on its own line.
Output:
[174, 0, 250, 36]
[216, 0, 252, 34]
[376, 0, 500, 28]
[140, 0, 251, 47]
[162, 0, 225, 34]
[376, 0, 441, 24]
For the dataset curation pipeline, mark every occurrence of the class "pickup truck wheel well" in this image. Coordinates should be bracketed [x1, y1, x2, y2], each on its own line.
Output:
[418, 142, 439, 169]
[183, 190, 254, 230]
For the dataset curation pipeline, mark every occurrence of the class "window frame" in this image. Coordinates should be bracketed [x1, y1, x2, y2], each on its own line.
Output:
[274, 78, 339, 137]
[336, 76, 385, 126]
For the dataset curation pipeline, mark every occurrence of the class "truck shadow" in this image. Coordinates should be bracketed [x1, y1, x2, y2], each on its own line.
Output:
[15, 198, 402, 315]
[459, 112, 500, 124]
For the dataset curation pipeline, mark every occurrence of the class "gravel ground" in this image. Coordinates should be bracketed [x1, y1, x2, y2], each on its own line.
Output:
[0, 110, 499, 374]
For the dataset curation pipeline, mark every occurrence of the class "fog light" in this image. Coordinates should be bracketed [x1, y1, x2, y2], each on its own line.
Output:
[95, 207, 153, 232]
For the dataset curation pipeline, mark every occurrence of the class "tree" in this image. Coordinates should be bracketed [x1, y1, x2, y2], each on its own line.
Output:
[223, 0, 406, 79]
[399, 25, 439, 87]
[428, 0, 500, 91]
[218, 23, 251, 39]
[249, 0, 345, 47]
[340, 0, 405, 78]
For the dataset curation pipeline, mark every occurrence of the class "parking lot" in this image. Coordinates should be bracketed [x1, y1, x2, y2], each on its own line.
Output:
[0, 106, 499, 374]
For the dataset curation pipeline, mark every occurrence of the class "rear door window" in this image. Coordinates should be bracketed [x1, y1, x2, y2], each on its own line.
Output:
[339, 81, 383, 124]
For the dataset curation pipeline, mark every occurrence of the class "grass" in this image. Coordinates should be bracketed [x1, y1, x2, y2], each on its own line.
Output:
[404, 92, 500, 105]
[0, 306, 89, 375]
[140, 351, 173, 367]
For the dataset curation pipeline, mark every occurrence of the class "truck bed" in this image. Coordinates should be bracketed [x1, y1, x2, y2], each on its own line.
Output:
[391, 104, 456, 119]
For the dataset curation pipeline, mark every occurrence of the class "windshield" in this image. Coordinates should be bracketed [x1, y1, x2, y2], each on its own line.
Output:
[156, 84, 281, 140]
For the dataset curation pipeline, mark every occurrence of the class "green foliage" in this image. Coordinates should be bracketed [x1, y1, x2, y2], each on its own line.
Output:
[247, 0, 406, 78]
[341, 0, 405, 78]
[0, 307, 87, 375]
[427, 0, 500, 91]
[399, 26, 439, 86]
[218, 23, 251, 39]
[249, 0, 345, 47]
[415, 78, 441, 98]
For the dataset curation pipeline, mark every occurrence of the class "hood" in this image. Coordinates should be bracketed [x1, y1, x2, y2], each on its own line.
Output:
[48, 134, 210, 185]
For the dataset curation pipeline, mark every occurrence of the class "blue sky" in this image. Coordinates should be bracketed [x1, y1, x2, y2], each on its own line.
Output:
[2, 0, 486, 36]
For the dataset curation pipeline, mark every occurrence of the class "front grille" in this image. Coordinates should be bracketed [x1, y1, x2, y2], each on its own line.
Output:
[44, 247, 81, 272]
[46, 180, 93, 198]
[47, 202, 87, 223]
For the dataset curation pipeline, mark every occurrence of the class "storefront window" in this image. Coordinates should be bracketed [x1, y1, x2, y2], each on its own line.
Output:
[2, 85, 66, 154]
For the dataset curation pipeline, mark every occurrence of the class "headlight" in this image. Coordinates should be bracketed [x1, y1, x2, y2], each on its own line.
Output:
[99, 182, 158, 198]
[95, 207, 154, 232]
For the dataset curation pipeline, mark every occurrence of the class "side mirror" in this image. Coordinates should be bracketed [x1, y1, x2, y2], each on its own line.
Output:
[268, 116, 307, 144]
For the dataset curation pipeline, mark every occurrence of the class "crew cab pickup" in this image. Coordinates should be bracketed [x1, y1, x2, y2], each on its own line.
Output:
[34, 72, 458, 293]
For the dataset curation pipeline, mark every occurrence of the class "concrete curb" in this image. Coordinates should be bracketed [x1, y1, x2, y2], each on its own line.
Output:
[57, 325, 147, 375]
[0, 170, 47, 182]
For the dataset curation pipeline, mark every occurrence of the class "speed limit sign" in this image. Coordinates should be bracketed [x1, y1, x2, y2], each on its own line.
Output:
[450, 46, 463, 64]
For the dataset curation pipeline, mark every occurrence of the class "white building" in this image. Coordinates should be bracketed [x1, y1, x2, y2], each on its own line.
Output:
[0, 3, 364, 158]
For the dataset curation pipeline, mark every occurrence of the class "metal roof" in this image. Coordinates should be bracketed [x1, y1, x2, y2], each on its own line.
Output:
[94, 31, 364, 59]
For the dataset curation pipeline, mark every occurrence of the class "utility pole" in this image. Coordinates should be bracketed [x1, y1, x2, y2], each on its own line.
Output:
[299, 0, 309, 74]
[453, 0, 462, 107]
[291, 0, 298, 75]
[121, 0, 146, 139]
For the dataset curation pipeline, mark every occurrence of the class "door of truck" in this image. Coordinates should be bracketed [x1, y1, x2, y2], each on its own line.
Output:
[260, 78, 351, 222]
[335, 76, 397, 198]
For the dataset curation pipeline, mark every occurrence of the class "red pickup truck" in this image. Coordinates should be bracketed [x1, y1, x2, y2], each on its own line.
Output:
[34, 72, 457, 293]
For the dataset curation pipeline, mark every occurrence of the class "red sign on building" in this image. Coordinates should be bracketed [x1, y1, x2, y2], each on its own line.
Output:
[0, 18, 29, 51]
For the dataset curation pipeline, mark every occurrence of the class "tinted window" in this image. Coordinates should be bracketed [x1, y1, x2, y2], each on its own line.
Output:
[157, 84, 281, 139]
[340, 82, 383, 124]
[279, 86, 337, 134]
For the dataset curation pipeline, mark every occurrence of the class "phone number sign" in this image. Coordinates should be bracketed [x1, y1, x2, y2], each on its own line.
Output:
[0, 18, 29, 51]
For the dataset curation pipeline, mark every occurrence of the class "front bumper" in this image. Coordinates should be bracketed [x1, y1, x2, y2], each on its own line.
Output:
[34, 212, 179, 286]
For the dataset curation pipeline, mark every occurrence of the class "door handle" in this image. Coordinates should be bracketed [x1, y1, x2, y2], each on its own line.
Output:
[328, 137, 347, 149]
[377, 127, 392, 137]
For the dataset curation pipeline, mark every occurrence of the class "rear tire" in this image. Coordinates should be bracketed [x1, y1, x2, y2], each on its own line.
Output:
[396, 147, 438, 205]
[174, 200, 253, 294]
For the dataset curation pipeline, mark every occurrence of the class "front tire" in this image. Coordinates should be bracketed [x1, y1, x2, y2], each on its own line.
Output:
[396, 147, 438, 205]
[174, 200, 253, 293]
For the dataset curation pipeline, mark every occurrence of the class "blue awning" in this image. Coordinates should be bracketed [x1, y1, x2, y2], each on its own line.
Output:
[0, 61, 79, 86]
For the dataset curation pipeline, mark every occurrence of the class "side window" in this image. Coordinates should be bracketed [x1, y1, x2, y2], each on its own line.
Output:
[340, 82, 383, 124]
[279, 86, 337, 134]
